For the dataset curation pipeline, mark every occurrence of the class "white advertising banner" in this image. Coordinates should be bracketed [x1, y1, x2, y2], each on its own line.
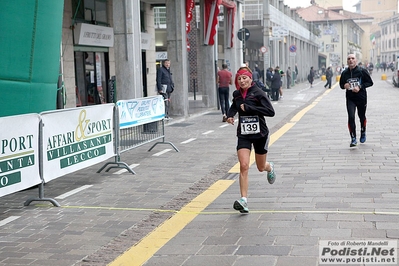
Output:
[0, 114, 41, 197]
[117, 96, 165, 129]
[41, 104, 115, 182]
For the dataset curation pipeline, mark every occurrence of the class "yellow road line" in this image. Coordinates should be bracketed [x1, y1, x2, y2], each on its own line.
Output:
[108, 180, 234, 266]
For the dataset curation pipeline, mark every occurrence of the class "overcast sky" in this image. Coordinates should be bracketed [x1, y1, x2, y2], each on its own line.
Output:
[283, 0, 357, 12]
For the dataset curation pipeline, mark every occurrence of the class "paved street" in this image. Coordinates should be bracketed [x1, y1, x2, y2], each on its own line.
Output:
[1, 73, 399, 266]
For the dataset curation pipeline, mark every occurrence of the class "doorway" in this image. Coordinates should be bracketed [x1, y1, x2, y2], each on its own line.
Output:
[74, 51, 110, 106]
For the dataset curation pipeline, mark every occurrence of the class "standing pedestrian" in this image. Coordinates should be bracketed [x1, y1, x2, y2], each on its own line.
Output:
[339, 54, 374, 147]
[217, 63, 233, 122]
[295, 63, 299, 83]
[278, 67, 285, 98]
[308, 66, 315, 87]
[254, 64, 262, 81]
[252, 67, 260, 82]
[226, 67, 276, 213]
[324, 66, 333, 89]
[286, 67, 292, 89]
[270, 67, 282, 101]
[266, 67, 273, 89]
[156, 59, 174, 119]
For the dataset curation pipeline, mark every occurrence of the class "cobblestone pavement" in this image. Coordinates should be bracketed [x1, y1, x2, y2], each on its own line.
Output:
[1, 74, 399, 266]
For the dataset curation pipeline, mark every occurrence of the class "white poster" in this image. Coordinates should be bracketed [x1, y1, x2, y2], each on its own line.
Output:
[117, 96, 165, 129]
[0, 114, 41, 197]
[41, 104, 115, 182]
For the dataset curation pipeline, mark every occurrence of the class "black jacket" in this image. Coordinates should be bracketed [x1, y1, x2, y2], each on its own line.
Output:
[156, 66, 174, 93]
[339, 65, 373, 100]
[270, 71, 281, 89]
[227, 84, 275, 138]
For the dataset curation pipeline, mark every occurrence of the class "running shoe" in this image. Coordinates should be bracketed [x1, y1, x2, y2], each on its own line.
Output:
[350, 138, 357, 147]
[233, 198, 249, 213]
[360, 133, 366, 143]
[267, 162, 276, 184]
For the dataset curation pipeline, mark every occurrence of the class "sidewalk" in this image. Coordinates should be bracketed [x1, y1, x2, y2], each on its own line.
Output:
[1, 76, 398, 266]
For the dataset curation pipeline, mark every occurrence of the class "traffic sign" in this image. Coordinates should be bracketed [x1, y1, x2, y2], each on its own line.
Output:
[237, 28, 250, 41]
[289, 45, 297, 53]
[259, 46, 268, 54]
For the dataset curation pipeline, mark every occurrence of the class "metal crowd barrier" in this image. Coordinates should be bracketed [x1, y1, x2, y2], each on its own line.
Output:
[97, 96, 179, 174]
[0, 96, 178, 207]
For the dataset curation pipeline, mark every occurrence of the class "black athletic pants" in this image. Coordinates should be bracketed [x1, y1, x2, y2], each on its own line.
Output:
[346, 97, 367, 139]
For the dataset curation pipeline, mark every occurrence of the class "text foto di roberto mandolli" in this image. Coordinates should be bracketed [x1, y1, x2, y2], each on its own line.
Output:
[319, 240, 397, 264]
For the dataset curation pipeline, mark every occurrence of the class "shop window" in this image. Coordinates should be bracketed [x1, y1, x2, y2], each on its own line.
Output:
[72, 0, 108, 25]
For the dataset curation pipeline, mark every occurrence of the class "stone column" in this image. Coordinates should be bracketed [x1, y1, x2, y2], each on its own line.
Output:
[113, 0, 142, 100]
[166, 0, 189, 116]
[198, 0, 217, 108]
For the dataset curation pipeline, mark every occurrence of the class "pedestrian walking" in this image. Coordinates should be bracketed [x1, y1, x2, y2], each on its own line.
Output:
[217, 63, 233, 122]
[324, 66, 333, 89]
[286, 66, 292, 89]
[156, 59, 174, 119]
[339, 54, 374, 147]
[226, 67, 276, 213]
[307, 66, 315, 88]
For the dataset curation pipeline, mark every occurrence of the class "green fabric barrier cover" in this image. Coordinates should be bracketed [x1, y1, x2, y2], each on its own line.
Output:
[0, 80, 57, 116]
[0, 0, 64, 117]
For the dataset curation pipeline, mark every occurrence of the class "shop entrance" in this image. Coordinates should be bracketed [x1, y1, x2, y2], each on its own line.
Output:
[75, 51, 110, 107]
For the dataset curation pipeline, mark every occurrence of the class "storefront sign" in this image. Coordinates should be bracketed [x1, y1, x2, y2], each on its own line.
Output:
[74, 23, 114, 47]
[141, 32, 151, 50]
[117, 96, 165, 129]
[41, 104, 115, 182]
[156, 52, 168, 60]
[0, 114, 41, 197]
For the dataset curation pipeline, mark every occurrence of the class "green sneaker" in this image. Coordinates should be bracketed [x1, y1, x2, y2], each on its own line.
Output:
[267, 162, 276, 184]
[233, 198, 249, 213]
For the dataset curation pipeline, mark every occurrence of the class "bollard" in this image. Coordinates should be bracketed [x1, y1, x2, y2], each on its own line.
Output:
[381, 74, 387, 80]
[321, 75, 326, 81]
[336, 75, 341, 81]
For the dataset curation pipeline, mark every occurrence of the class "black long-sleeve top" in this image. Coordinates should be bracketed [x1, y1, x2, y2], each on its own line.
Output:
[339, 65, 373, 100]
[227, 84, 275, 138]
[156, 66, 174, 92]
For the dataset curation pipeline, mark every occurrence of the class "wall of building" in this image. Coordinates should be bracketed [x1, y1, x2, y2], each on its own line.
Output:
[62, 0, 76, 108]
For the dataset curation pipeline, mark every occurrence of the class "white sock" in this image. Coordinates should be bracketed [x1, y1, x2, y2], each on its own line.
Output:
[241, 197, 247, 203]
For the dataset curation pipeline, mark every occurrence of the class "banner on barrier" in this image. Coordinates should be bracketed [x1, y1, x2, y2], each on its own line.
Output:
[0, 114, 41, 197]
[117, 95, 165, 129]
[41, 104, 115, 182]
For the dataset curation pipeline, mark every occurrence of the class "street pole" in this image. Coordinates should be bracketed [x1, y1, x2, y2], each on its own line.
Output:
[263, 0, 270, 81]
[239, 28, 246, 63]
